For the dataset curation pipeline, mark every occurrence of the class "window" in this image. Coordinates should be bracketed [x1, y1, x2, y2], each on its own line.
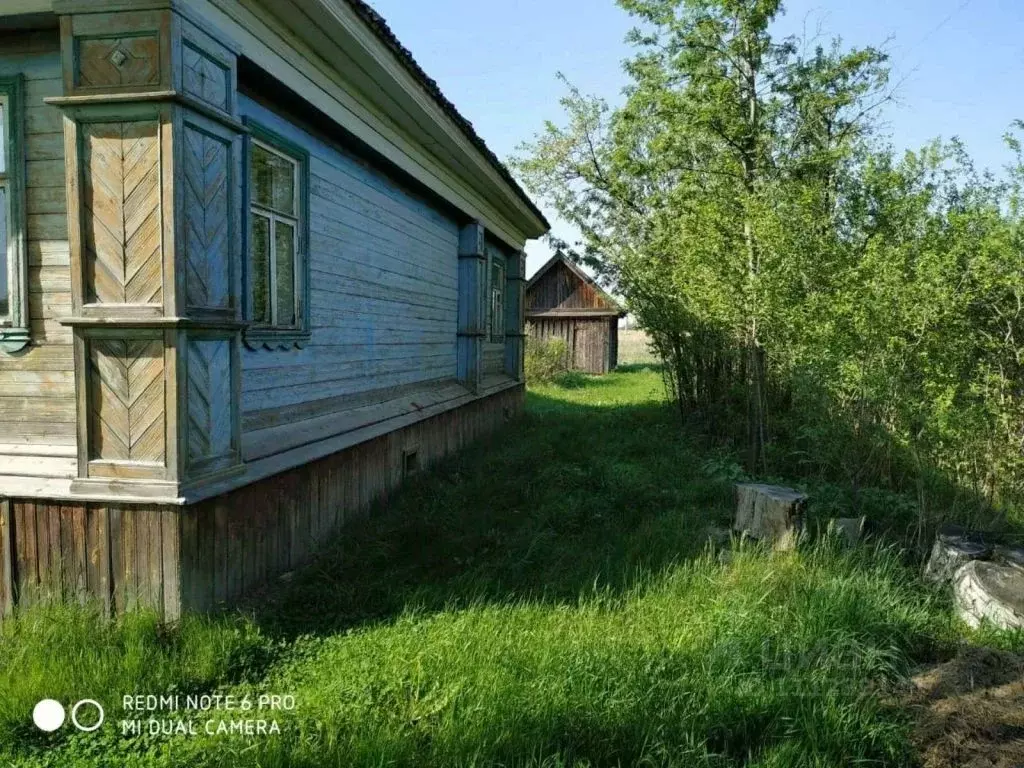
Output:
[490, 255, 505, 343]
[0, 101, 7, 317]
[0, 75, 27, 354]
[245, 123, 309, 343]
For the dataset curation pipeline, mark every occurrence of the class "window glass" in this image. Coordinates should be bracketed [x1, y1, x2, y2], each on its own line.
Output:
[252, 142, 296, 216]
[0, 79, 27, 349]
[248, 131, 304, 334]
[0, 102, 6, 174]
[251, 144, 274, 210]
[0, 97, 8, 319]
[272, 157, 295, 215]
[491, 259, 505, 342]
[251, 213, 271, 324]
[0, 188, 7, 317]
[275, 220, 295, 327]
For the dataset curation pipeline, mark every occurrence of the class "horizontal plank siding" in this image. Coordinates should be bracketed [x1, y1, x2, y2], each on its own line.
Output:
[0, 32, 75, 470]
[526, 260, 619, 313]
[238, 95, 460, 462]
[483, 343, 504, 375]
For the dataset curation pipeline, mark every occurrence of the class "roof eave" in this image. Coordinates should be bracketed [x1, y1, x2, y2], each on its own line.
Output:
[301, 0, 549, 240]
[526, 309, 626, 318]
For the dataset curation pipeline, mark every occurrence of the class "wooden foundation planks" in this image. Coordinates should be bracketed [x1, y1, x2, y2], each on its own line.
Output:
[1, 385, 522, 618]
[0, 499, 13, 616]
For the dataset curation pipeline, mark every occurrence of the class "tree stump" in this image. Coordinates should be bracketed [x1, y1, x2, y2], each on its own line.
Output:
[994, 545, 1024, 571]
[827, 516, 866, 546]
[953, 560, 1024, 630]
[923, 527, 992, 585]
[734, 483, 807, 550]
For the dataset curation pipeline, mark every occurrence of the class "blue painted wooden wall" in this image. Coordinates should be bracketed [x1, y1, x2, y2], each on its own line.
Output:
[237, 95, 462, 459]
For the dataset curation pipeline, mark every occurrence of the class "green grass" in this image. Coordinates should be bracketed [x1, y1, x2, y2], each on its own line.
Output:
[0, 368, 1012, 767]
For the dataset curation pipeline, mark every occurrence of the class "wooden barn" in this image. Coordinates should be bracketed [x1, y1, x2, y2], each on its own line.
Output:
[525, 252, 625, 374]
[0, 0, 548, 618]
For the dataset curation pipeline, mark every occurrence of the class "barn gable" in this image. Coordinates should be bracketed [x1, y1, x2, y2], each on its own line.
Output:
[525, 252, 625, 317]
[525, 253, 625, 375]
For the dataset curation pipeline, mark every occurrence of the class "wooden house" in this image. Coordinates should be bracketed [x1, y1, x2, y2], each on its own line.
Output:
[525, 252, 624, 374]
[0, 0, 548, 618]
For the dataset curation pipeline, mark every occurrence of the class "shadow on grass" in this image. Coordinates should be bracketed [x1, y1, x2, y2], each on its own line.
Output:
[614, 362, 664, 374]
[246, 372, 731, 640]
[1, 369, 977, 768]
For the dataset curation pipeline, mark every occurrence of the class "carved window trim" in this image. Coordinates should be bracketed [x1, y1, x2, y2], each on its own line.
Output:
[242, 119, 310, 349]
[0, 76, 28, 354]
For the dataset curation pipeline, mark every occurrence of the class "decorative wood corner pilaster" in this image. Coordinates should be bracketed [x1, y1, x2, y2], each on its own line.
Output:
[55, 1, 245, 500]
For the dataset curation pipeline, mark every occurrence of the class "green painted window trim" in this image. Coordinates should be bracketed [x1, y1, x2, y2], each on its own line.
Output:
[0, 75, 28, 354]
[241, 118, 312, 349]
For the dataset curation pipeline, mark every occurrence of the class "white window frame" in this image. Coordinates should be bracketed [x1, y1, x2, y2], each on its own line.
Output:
[490, 255, 506, 343]
[0, 92, 8, 319]
[250, 138, 301, 329]
[0, 75, 28, 354]
[243, 120, 310, 349]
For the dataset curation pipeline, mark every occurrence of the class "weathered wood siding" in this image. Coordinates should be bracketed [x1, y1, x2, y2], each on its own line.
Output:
[1, 384, 522, 618]
[0, 30, 75, 478]
[526, 260, 611, 313]
[0, 496, 180, 619]
[528, 317, 616, 374]
[237, 94, 462, 462]
[608, 319, 619, 369]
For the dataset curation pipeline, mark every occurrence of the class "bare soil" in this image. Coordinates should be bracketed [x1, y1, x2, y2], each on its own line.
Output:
[906, 647, 1024, 768]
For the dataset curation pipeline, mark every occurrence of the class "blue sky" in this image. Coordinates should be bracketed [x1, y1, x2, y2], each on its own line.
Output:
[369, 0, 1024, 276]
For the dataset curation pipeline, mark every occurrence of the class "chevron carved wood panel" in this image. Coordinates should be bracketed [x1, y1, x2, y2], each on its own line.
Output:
[183, 125, 230, 310]
[187, 338, 233, 467]
[81, 121, 163, 306]
[89, 337, 165, 464]
[182, 43, 229, 112]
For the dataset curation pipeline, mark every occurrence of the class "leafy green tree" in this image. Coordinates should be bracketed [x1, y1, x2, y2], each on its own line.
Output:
[514, 0, 888, 472]
[515, 0, 1024, 522]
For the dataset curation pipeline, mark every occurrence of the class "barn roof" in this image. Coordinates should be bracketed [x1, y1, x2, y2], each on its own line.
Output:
[525, 251, 626, 317]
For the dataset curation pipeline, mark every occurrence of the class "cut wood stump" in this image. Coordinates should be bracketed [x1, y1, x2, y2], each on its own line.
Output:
[994, 545, 1024, 571]
[953, 560, 1024, 630]
[923, 527, 991, 585]
[827, 516, 866, 546]
[734, 483, 807, 550]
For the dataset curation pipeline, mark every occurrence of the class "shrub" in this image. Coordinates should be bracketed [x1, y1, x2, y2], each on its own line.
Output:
[525, 330, 569, 383]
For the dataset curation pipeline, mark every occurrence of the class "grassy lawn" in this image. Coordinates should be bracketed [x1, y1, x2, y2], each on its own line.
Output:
[1, 368, 1019, 767]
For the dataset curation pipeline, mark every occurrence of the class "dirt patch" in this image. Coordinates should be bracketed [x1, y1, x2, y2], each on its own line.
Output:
[906, 647, 1024, 768]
